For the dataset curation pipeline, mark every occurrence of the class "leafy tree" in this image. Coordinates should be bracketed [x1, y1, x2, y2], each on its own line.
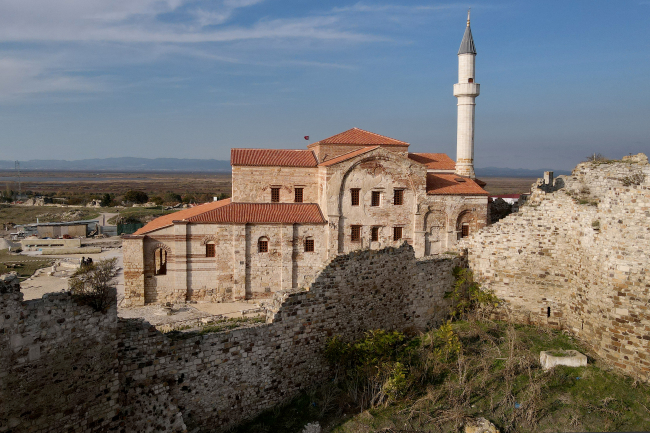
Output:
[124, 190, 149, 204]
[164, 192, 182, 203]
[100, 193, 112, 207]
[69, 258, 118, 311]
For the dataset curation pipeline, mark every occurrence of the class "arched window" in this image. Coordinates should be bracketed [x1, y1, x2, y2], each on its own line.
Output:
[154, 248, 167, 275]
[205, 241, 215, 257]
[304, 236, 314, 252]
[258, 237, 269, 253]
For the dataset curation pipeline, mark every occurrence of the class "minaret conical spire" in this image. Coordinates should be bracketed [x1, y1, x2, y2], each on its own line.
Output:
[458, 9, 476, 55]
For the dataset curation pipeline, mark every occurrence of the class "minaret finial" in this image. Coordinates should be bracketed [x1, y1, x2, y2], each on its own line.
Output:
[467, 8, 471, 26]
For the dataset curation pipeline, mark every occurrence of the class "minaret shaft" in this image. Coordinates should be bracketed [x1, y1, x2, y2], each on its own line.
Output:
[454, 17, 479, 179]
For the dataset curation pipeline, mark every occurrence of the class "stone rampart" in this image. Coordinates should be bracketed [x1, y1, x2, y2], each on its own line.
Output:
[117, 244, 460, 431]
[0, 274, 119, 432]
[463, 156, 650, 380]
[0, 244, 461, 432]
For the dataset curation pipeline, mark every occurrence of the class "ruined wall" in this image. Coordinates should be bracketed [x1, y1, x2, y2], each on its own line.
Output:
[118, 244, 460, 432]
[463, 155, 650, 380]
[0, 273, 119, 432]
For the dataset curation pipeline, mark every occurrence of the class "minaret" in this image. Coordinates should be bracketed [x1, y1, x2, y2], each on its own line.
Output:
[453, 9, 480, 178]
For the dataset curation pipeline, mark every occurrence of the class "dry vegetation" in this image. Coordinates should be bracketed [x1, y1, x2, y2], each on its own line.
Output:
[232, 271, 650, 433]
[0, 170, 231, 195]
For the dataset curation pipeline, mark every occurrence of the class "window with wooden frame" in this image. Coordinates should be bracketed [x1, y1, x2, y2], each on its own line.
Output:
[294, 187, 303, 203]
[271, 187, 280, 203]
[351, 225, 361, 242]
[371, 227, 379, 242]
[205, 242, 215, 257]
[393, 189, 404, 206]
[393, 226, 403, 241]
[304, 237, 314, 252]
[351, 188, 360, 206]
[371, 191, 381, 207]
[461, 224, 469, 238]
[258, 237, 269, 253]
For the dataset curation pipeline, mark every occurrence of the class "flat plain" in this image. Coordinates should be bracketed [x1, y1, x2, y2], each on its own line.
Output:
[0, 171, 535, 196]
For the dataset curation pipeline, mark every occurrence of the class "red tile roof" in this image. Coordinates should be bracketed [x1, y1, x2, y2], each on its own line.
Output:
[134, 199, 232, 234]
[231, 149, 318, 167]
[426, 174, 489, 196]
[310, 128, 409, 146]
[318, 146, 379, 167]
[186, 203, 326, 224]
[408, 153, 456, 170]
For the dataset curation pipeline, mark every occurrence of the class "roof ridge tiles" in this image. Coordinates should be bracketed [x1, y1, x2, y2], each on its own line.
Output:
[310, 127, 409, 146]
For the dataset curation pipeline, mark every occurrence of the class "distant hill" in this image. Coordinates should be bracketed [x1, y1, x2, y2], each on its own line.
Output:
[0, 158, 231, 172]
[475, 167, 572, 178]
[0, 158, 573, 177]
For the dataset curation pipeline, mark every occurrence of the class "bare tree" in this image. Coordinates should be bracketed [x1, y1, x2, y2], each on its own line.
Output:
[69, 258, 118, 311]
[585, 153, 608, 162]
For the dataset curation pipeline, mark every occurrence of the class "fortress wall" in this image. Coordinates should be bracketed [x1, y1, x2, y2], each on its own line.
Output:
[117, 244, 459, 432]
[464, 157, 650, 380]
[0, 274, 119, 433]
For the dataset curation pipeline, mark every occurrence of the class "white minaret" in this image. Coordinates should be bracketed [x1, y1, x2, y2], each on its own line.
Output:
[453, 10, 480, 178]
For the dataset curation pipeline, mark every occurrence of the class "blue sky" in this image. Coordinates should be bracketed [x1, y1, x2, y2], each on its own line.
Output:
[0, 0, 648, 170]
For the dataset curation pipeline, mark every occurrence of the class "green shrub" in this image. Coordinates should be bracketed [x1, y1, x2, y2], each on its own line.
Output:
[445, 267, 501, 320]
[69, 258, 118, 312]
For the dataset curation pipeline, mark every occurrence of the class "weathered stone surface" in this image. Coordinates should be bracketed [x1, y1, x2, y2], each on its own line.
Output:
[0, 243, 461, 432]
[540, 350, 587, 370]
[463, 155, 650, 380]
[465, 417, 499, 433]
[124, 145, 488, 306]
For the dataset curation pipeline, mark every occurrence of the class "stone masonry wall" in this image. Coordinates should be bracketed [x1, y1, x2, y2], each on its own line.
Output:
[1, 244, 461, 432]
[117, 244, 460, 432]
[463, 155, 650, 380]
[0, 273, 119, 433]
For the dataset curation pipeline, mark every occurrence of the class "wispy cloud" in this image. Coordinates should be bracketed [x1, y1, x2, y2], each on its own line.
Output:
[0, 0, 460, 101]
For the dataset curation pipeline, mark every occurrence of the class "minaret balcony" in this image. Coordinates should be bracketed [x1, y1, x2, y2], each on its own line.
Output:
[453, 83, 480, 97]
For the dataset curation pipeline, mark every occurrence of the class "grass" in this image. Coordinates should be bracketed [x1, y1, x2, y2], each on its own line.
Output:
[164, 316, 266, 340]
[0, 205, 100, 226]
[230, 321, 650, 433]
[0, 250, 53, 280]
[106, 206, 180, 224]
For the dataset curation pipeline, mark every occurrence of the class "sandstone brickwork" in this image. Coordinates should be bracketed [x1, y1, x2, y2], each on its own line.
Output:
[463, 155, 650, 380]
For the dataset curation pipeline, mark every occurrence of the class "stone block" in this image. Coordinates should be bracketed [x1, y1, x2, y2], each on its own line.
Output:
[539, 350, 587, 370]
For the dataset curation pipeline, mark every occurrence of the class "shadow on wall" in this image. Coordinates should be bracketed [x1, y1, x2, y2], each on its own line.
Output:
[0, 243, 463, 432]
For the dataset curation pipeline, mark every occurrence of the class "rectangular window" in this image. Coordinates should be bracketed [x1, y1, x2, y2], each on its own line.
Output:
[305, 238, 314, 252]
[258, 239, 269, 253]
[393, 226, 403, 241]
[371, 191, 381, 207]
[294, 188, 303, 203]
[351, 188, 360, 206]
[394, 189, 404, 206]
[351, 225, 361, 242]
[461, 224, 469, 238]
[271, 187, 280, 203]
[206, 243, 215, 257]
[371, 227, 379, 242]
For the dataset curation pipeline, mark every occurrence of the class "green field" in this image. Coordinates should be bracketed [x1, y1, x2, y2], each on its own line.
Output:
[0, 250, 53, 281]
